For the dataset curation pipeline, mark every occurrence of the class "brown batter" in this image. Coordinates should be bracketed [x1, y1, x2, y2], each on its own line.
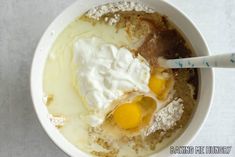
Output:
[82, 11, 199, 157]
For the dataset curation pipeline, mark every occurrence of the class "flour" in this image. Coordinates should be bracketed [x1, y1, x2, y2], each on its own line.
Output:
[144, 98, 184, 136]
[104, 13, 120, 25]
[85, 1, 154, 25]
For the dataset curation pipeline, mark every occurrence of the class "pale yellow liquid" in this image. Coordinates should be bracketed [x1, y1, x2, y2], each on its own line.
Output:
[43, 18, 183, 157]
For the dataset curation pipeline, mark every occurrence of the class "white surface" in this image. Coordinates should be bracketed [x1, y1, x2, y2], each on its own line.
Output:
[0, 0, 234, 157]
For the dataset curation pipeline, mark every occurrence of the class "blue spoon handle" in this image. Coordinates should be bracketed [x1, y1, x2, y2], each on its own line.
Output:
[158, 53, 235, 68]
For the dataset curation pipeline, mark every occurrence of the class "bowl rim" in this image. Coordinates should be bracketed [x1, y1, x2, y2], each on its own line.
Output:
[30, 0, 214, 157]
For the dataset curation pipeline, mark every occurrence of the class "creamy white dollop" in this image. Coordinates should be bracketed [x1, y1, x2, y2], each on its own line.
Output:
[73, 37, 150, 126]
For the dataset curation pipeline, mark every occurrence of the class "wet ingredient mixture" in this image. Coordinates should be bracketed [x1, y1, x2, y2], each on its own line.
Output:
[44, 2, 199, 157]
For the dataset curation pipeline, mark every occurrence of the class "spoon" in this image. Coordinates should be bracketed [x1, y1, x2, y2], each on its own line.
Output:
[158, 53, 235, 68]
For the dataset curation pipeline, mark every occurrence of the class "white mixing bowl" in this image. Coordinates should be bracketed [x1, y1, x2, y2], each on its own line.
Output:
[31, 0, 214, 156]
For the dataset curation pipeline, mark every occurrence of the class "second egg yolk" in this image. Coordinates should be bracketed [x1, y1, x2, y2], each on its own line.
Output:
[149, 75, 166, 98]
[113, 103, 142, 129]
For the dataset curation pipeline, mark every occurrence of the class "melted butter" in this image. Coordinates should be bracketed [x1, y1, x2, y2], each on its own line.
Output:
[43, 18, 133, 153]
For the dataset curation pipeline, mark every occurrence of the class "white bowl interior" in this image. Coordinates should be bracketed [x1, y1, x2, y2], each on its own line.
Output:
[31, 0, 214, 156]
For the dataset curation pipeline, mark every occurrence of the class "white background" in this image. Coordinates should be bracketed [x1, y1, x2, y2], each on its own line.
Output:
[0, 0, 234, 156]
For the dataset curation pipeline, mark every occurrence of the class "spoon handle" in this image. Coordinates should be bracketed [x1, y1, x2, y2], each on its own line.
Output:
[158, 53, 235, 68]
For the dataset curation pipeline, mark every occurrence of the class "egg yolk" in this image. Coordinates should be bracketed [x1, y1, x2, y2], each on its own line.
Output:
[113, 103, 142, 129]
[149, 75, 166, 98]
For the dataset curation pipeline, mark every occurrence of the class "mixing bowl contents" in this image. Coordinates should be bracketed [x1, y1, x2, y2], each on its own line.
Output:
[43, 1, 199, 157]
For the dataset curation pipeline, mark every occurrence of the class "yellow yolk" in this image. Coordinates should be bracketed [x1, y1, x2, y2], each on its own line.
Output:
[113, 103, 142, 129]
[149, 75, 167, 98]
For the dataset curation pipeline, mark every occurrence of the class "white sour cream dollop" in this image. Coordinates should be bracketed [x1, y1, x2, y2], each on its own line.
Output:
[73, 37, 150, 126]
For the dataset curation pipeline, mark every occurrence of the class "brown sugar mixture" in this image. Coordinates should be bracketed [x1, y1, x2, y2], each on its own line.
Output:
[80, 11, 199, 157]
[116, 11, 198, 99]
